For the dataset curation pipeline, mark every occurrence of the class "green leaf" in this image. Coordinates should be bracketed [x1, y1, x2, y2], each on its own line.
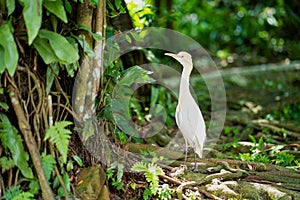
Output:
[131, 162, 147, 172]
[150, 86, 159, 107]
[58, 171, 71, 196]
[38, 29, 79, 64]
[248, 134, 256, 144]
[115, 0, 122, 10]
[71, 155, 83, 166]
[0, 114, 34, 179]
[19, 0, 42, 45]
[125, 34, 132, 43]
[6, 0, 16, 16]
[73, 35, 95, 57]
[0, 156, 15, 173]
[12, 192, 35, 200]
[41, 153, 56, 181]
[43, 0, 68, 23]
[64, 0, 72, 14]
[118, 66, 154, 87]
[0, 21, 19, 76]
[66, 160, 73, 171]
[0, 102, 9, 110]
[89, 0, 98, 6]
[65, 62, 78, 77]
[77, 24, 105, 41]
[44, 121, 73, 164]
[46, 63, 59, 95]
[33, 36, 59, 64]
[2, 185, 22, 200]
[28, 180, 40, 195]
[0, 46, 6, 73]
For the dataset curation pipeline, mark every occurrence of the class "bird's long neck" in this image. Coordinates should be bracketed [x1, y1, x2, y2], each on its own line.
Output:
[179, 67, 192, 99]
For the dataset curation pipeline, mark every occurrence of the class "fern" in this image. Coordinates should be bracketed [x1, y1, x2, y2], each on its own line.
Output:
[44, 121, 73, 164]
[12, 192, 34, 200]
[132, 162, 164, 195]
[0, 114, 33, 179]
[41, 153, 56, 181]
[2, 185, 22, 200]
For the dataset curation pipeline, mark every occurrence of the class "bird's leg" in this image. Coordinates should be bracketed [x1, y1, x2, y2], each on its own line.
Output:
[184, 140, 188, 166]
[190, 151, 197, 171]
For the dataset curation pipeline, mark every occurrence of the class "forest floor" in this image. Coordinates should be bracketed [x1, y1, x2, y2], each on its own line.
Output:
[74, 61, 300, 200]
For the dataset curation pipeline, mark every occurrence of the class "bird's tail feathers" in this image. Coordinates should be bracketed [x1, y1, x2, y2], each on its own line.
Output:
[194, 132, 206, 158]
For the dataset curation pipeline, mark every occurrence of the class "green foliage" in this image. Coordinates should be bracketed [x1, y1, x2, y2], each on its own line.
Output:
[111, 66, 155, 137]
[11, 192, 35, 200]
[2, 185, 35, 200]
[126, 0, 155, 27]
[265, 104, 300, 121]
[0, 114, 33, 179]
[41, 153, 56, 181]
[107, 162, 124, 190]
[5, 0, 15, 16]
[0, 156, 15, 172]
[35, 29, 79, 64]
[2, 185, 22, 200]
[150, 86, 176, 126]
[236, 134, 299, 166]
[0, 21, 18, 76]
[19, 0, 42, 45]
[158, 184, 173, 200]
[107, 0, 126, 17]
[44, 121, 73, 164]
[43, 0, 68, 23]
[274, 152, 296, 167]
[162, 0, 300, 63]
[131, 160, 165, 199]
[71, 155, 83, 167]
[45, 63, 60, 95]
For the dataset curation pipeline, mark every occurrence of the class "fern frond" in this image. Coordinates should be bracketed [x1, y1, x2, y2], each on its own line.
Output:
[44, 121, 73, 164]
[131, 162, 148, 172]
[12, 192, 34, 200]
[41, 153, 56, 181]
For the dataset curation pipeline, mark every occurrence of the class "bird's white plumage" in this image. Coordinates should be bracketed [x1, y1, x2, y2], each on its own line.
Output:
[165, 51, 206, 163]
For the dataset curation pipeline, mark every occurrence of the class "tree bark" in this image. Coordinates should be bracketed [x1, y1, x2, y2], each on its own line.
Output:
[8, 78, 55, 200]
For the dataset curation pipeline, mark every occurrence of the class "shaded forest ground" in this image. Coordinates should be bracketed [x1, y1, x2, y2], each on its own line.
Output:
[75, 61, 300, 199]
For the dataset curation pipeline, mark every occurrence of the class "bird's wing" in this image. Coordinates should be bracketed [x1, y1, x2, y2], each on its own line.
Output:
[175, 103, 181, 127]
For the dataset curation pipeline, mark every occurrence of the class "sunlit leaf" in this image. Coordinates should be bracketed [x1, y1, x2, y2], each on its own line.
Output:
[6, 0, 15, 16]
[71, 155, 83, 166]
[19, 0, 42, 45]
[43, 0, 68, 23]
[0, 114, 33, 179]
[0, 21, 18, 76]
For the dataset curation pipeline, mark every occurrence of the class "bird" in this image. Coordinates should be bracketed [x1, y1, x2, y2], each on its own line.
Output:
[165, 51, 206, 171]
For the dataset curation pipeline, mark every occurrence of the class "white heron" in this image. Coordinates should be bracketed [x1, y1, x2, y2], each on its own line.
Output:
[165, 51, 206, 170]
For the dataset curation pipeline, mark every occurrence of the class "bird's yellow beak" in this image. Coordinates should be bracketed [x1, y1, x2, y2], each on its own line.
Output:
[164, 52, 181, 58]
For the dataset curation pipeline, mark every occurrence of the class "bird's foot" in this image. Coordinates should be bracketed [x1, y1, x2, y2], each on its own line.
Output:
[189, 166, 196, 172]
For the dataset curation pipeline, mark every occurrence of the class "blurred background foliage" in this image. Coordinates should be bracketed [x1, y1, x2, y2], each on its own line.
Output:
[125, 0, 300, 66]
